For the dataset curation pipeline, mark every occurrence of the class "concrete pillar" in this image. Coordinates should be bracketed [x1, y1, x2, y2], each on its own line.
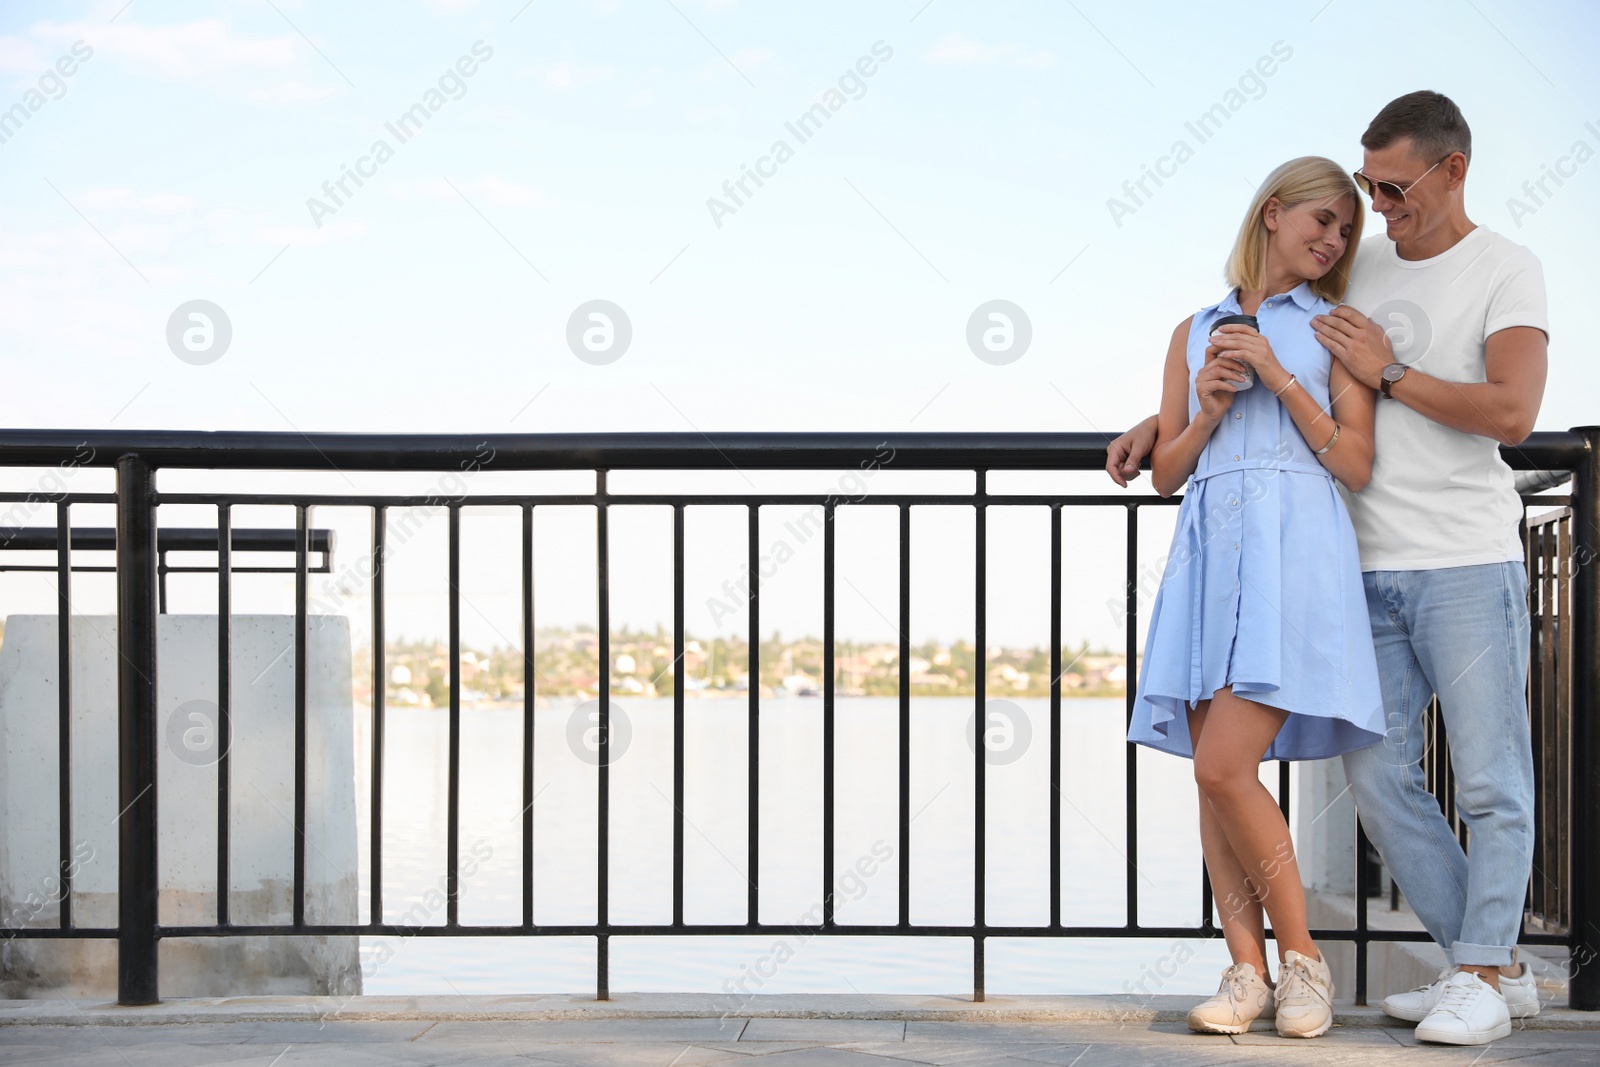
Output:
[0, 614, 360, 998]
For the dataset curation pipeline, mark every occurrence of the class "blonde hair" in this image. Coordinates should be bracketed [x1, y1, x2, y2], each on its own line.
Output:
[1223, 156, 1363, 303]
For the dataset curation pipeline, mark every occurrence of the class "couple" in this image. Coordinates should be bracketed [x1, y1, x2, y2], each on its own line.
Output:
[1110, 91, 1549, 1045]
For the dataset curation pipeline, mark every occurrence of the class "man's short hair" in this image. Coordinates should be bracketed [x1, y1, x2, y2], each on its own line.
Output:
[1361, 90, 1472, 166]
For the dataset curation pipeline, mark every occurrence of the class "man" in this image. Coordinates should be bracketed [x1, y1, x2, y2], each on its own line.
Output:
[1105, 91, 1549, 1046]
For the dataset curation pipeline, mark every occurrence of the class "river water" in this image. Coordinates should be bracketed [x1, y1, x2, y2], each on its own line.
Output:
[352, 696, 1291, 997]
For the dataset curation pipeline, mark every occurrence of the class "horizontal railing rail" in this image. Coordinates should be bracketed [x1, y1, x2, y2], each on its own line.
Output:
[0, 427, 1593, 1013]
[0, 428, 1589, 471]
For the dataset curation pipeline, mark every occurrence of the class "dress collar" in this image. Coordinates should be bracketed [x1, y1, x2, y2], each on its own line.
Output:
[1211, 280, 1319, 315]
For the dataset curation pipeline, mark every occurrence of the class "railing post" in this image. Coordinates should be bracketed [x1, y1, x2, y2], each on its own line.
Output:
[1570, 425, 1600, 1010]
[116, 454, 160, 1005]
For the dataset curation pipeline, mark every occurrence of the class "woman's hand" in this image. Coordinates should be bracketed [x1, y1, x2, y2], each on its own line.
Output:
[1209, 324, 1291, 394]
[1195, 348, 1248, 421]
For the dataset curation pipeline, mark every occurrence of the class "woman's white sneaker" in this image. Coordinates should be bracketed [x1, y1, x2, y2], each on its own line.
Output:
[1274, 950, 1334, 1038]
[1186, 962, 1275, 1034]
[1415, 971, 1512, 1045]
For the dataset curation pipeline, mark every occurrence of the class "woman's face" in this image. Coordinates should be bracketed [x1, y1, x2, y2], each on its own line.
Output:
[1265, 194, 1355, 281]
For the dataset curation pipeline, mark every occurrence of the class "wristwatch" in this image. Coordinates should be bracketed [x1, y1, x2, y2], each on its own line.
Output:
[1380, 362, 1409, 399]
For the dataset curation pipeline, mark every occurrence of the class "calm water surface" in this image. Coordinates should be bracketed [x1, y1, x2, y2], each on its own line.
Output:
[351, 696, 1288, 996]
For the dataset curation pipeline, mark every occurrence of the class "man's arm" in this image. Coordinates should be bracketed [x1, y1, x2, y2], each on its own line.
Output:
[1106, 415, 1160, 487]
[1311, 307, 1548, 446]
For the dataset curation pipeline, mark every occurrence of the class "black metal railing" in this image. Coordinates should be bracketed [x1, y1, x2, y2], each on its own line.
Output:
[0, 526, 334, 613]
[0, 427, 1594, 1011]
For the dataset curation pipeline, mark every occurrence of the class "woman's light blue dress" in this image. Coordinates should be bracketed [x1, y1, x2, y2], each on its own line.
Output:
[1127, 281, 1386, 761]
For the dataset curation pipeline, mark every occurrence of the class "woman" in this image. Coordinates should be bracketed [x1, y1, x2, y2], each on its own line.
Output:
[1127, 156, 1386, 1039]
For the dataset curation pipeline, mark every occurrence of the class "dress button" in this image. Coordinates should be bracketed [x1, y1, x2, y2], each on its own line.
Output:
[1234, 412, 1243, 420]
[1233, 454, 1240, 461]
[1233, 543, 1239, 550]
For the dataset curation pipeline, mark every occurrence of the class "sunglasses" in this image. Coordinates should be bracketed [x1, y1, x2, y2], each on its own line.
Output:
[1352, 153, 1452, 204]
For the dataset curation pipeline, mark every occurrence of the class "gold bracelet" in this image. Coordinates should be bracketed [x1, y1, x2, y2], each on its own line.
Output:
[1273, 374, 1297, 398]
[1314, 422, 1341, 455]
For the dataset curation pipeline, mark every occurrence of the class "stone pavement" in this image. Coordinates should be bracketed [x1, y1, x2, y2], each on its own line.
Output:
[2, 994, 1597, 1066]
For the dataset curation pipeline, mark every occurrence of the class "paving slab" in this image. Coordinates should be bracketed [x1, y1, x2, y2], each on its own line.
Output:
[0, 993, 1593, 1067]
[743, 1019, 908, 1042]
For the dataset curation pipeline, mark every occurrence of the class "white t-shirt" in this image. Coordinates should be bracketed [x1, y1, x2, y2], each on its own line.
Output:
[1339, 225, 1549, 571]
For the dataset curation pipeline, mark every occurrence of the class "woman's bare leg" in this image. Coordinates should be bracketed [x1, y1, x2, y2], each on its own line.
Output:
[1188, 700, 1270, 976]
[1191, 686, 1318, 962]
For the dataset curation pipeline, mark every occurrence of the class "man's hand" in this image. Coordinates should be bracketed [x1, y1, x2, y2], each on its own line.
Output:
[1106, 415, 1159, 487]
[1311, 305, 1394, 389]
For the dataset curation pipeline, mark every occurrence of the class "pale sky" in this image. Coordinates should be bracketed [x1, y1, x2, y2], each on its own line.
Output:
[2, 0, 1596, 650]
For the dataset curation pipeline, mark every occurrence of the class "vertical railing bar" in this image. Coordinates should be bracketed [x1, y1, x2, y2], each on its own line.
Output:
[747, 503, 760, 926]
[371, 506, 386, 924]
[822, 502, 836, 926]
[673, 504, 685, 927]
[1567, 425, 1599, 1010]
[446, 504, 461, 927]
[116, 454, 159, 1005]
[1355, 820, 1371, 1005]
[1557, 512, 1572, 932]
[1049, 503, 1061, 930]
[898, 503, 911, 928]
[1278, 761, 1291, 822]
[974, 469, 986, 1003]
[521, 503, 535, 929]
[1541, 517, 1560, 924]
[1124, 503, 1139, 931]
[292, 504, 308, 928]
[596, 470, 611, 1000]
[216, 503, 232, 927]
[1527, 517, 1543, 924]
[158, 550, 168, 615]
[56, 501, 73, 930]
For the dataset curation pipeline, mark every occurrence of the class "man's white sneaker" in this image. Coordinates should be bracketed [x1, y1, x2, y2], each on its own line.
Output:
[1383, 967, 1455, 1022]
[1498, 962, 1542, 1019]
[1186, 962, 1275, 1034]
[1415, 970, 1512, 1045]
[1385, 964, 1541, 1022]
[1274, 950, 1334, 1039]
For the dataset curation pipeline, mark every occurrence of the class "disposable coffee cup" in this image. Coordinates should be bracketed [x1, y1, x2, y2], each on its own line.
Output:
[1209, 313, 1258, 390]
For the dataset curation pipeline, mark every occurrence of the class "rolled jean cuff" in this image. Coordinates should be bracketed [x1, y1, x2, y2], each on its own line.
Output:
[1451, 941, 1516, 967]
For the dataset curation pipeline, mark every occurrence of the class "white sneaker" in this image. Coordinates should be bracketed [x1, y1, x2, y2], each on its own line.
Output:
[1274, 950, 1334, 1039]
[1385, 963, 1541, 1022]
[1383, 967, 1455, 1022]
[1498, 961, 1542, 1019]
[1415, 971, 1512, 1045]
[1186, 962, 1275, 1034]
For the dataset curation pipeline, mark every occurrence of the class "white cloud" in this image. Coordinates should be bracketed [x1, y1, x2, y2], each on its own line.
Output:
[77, 188, 199, 215]
[247, 79, 342, 104]
[727, 46, 774, 71]
[696, 46, 773, 81]
[251, 220, 369, 245]
[515, 61, 612, 90]
[924, 33, 1053, 68]
[26, 18, 301, 80]
[925, 33, 1004, 65]
[390, 175, 545, 208]
[0, 37, 46, 75]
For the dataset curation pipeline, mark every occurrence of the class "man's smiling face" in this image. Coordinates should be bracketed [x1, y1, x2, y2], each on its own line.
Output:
[1360, 137, 1457, 245]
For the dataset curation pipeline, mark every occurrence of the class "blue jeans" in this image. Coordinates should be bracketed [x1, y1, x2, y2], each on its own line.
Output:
[1341, 561, 1534, 968]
